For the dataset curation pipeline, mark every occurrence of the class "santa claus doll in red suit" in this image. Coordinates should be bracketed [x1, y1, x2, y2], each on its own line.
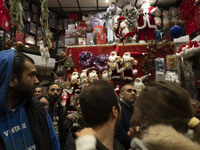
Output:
[137, 0, 157, 43]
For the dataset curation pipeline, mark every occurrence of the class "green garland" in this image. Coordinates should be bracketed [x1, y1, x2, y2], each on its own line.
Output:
[41, 0, 52, 48]
[9, 0, 24, 33]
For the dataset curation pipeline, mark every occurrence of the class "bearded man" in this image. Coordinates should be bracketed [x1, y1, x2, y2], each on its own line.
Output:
[0, 49, 60, 150]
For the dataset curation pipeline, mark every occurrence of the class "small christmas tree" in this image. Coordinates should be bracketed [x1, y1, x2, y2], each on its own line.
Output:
[64, 55, 76, 71]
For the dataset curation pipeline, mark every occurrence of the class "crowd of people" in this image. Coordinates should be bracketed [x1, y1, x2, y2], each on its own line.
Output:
[1, 49, 200, 150]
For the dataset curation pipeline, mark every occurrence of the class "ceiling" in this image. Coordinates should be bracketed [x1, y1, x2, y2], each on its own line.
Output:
[48, 0, 183, 18]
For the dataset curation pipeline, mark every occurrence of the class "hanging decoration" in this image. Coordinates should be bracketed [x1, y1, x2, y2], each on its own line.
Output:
[79, 51, 95, 68]
[169, 25, 183, 40]
[9, 0, 24, 33]
[94, 54, 109, 72]
[41, 0, 52, 48]
[64, 54, 76, 71]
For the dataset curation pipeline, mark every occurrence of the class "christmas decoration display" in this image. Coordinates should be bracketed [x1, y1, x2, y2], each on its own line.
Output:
[41, 0, 52, 48]
[169, 7, 179, 25]
[39, 40, 50, 66]
[165, 71, 181, 84]
[166, 54, 177, 70]
[192, 103, 200, 120]
[137, 0, 157, 43]
[121, 52, 140, 81]
[120, 2, 139, 42]
[176, 41, 200, 58]
[155, 57, 165, 81]
[107, 45, 122, 80]
[113, 16, 137, 43]
[80, 67, 95, 89]
[70, 69, 81, 93]
[79, 51, 95, 68]
[64, 54, 76, 71]
[56, 51, 66, 76]
[94, 54, 109, 72]
[101, 70, 111, 81]
[154, 29, 162, 42]
[170, 25, 183, 39]
[9, 0, 24, 32]
[104, 2, 122, 43]
[163, 10, 170, 26]
[154, 7, 161, 27]
[88, 70, 99, 83]
[133, 73, 151, 96]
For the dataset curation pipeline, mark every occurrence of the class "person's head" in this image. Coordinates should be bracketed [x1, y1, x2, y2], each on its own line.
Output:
[132, 80, 194, 134]
[34, 86, 43, 99]
[47, 83, 60, 101]
[10, 50, 39, 99]
[40, 97, 49, 112]
[79, 80, 120, 127]
[120, 84, 136, 106]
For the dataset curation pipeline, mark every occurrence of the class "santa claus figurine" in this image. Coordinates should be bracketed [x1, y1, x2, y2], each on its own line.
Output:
[121, 52, 138, 81]
[107, 45, 122, 80]
[137, 0, 157, 43]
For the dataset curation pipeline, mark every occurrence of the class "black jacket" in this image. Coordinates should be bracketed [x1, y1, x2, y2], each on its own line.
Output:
[0, 98, 53, 150]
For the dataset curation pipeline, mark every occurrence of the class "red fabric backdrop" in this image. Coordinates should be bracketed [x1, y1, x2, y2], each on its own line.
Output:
[65, 43, 175, 82]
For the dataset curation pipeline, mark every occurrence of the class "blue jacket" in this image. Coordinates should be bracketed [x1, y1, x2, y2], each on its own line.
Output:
[115, 100, 134, 150]
[0, 49, 60, 150]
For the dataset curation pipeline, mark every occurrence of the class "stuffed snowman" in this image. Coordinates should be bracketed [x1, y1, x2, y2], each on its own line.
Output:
[163, 10, 170, 26]
[169, 7, 178, 25]
[154, 7, 161, 27]
[137, 0, 157, 43]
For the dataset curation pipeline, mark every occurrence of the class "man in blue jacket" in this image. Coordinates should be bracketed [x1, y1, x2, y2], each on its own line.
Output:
[0, 49, 60, 150]
[115, 84, 136, 150]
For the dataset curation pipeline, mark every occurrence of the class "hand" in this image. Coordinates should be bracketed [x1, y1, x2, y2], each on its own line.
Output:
[128, 126, 141, 139]
[76, 128, 96, 138]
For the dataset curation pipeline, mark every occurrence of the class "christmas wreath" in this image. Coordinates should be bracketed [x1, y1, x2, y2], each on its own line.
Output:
[79, 51, 95, 67]
[94, 54, 109, 72]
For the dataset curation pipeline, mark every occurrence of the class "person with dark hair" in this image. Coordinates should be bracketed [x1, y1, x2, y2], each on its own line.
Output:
[129, 80, 200, 149]
[0, 49, 60, 150]
[34, 85, 43, 99]
[115, 84, 136, 150]
[76, 79, 124, 150]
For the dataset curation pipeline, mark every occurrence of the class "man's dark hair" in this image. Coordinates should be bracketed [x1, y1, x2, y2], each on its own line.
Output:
[47, 82, 59, 92]
[13, 51, 34, 80]
[79, 80, 119, 126]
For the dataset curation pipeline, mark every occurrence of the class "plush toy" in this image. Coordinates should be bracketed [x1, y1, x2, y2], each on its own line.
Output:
[137, 0, 157, 43]
[70, 69, 81, 93]
[104, 2, 122, 43]
[133, 73, 151, 95]
[101, 70, 112, 81]
[80, 67, 95, 89]
[163, 10, 170, 26]
[113, 16, 137, 43]
[88, 70, 99, 83]
[165, 71, 181, 84]
[121, 52, 138, 81]
[154, 7, 162, 27]
[107, 45, 122, 80]
[169, 7, 179, 25]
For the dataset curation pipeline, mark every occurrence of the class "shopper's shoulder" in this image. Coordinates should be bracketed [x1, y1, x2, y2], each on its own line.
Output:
[114, 139, 125, 150]
[25, 97, 45, 110]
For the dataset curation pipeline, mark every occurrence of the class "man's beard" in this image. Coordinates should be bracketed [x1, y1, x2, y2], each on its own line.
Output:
[14, 81, 35, 100]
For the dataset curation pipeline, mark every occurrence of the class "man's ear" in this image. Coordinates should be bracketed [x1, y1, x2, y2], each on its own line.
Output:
[112, 106, 118, 118]
[9, 74, 18, 87]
